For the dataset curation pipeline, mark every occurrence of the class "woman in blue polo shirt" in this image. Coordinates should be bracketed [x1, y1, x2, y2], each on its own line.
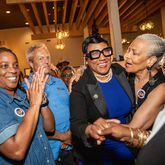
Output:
[0, 47, 55, 165]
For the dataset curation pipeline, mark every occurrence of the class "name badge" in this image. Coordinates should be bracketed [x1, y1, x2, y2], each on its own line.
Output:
[14, 108, 25, 117]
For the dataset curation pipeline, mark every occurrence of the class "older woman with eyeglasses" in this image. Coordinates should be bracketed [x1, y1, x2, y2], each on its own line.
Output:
[70, 35, 135, 165]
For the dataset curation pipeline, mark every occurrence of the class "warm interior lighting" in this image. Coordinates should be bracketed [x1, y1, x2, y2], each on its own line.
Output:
[56, 28, 69, 40]
[25, 22, 29, 25]
[139, 21, 154, 31]
[6, 10, 11, 14]
[122, 38, 127, 44]
[139, 2, 154, 31]
[55, 40, 65, 50]
[62, 31, 69, 38]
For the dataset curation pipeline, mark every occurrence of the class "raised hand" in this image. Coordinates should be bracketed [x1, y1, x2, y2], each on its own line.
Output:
[68, 65, 86, 93]
[27, 67, 48, 108]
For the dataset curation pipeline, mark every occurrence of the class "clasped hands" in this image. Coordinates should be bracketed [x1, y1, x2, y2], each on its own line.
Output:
[85, 118, 126, 145]
[24, 67, 49, 107]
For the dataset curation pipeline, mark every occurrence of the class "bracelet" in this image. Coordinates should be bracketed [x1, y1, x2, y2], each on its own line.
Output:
[137, 129, 144, 148]
[128, 127, 134, 146]
[137, 129, 151, 148]
[142, 130, 151, 146]
[41, 93, 49, 108]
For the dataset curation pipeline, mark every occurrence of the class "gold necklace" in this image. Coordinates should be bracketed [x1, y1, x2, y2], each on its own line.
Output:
[94, 68, 113, 83]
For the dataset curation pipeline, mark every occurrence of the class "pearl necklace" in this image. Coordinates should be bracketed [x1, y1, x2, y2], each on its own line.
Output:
[94, 68, 113, 83]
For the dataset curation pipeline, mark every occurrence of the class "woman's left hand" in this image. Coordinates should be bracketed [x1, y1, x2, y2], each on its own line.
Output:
[98, 122, 130, 141]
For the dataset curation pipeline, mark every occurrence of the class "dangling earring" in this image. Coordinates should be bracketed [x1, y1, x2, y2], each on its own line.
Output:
[147, 66, 155, 86]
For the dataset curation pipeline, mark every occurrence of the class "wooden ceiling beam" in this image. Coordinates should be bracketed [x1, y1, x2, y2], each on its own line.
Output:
[18, 3, 36, 34]
[7, 0, 64, 4]
[69, 0, 79, 30]
[127, 0, 164, 27]
[118, 0, 127, 10]
[122, 0, 162, 26]
[88, 0, 107, 27]
[80, 0, 100, 28]
[76, 0, 90, 29]
[119, 0, 137, 17]
[31, 24, 83, 39]
[42, 2, 50, 33]
[121, 0, 155, 25]
[101, 16, 109, 27]
[54, 1, 57, 31]
[121, 1, 144, 21]
[98, 26, 137, 34]
[62, 0, 68, 29]
[31, 2, 43, 33]
[121, 25, 138, 33]
[31, 26, 138, 40]
[79, 0, 84, 6]
[96, 7, 108, 26]
[93, 0, 107, 19]
[31, 32, 81, 40]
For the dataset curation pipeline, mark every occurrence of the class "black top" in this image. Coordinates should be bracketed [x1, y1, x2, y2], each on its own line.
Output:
[129, 71, 165, 109]
[135, 123, 165, 165]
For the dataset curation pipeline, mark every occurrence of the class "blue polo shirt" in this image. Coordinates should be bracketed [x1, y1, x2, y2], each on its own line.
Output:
[45, 75, 71, 160]
[0, 87, 54, 165]
[23, 74, 71, 160]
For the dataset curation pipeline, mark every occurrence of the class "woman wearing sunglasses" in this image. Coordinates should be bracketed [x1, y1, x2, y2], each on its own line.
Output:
[70, 35, 134, 165]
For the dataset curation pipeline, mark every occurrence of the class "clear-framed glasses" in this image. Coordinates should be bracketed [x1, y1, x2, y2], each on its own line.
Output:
[86, 46, 113, 60]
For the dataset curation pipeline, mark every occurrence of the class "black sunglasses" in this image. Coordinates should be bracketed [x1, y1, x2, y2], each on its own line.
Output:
[86, 46, 113, 60]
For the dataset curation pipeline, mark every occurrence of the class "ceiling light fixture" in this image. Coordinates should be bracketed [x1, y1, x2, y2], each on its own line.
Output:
[139, 21, 154, 31]
[122, 38, 127, 44]
[55, 39, 65, 50]
[56, 27, 69, 40]
[6, 10, 11, 14]
[139, 1, 154, 31]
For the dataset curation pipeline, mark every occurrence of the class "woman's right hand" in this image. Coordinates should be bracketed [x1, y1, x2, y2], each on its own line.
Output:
[26, 67, 48, 107]
[85, 123, 106, 145]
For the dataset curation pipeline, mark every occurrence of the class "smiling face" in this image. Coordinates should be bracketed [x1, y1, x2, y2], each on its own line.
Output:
[0, 51, 20, 95]
[124, 38, 153, 73]
[86, 42, 113, 75]
[30, 47, 51, 75]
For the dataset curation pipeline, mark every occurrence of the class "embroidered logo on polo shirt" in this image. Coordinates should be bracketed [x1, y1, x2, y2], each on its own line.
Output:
[14, 108, 25, 117]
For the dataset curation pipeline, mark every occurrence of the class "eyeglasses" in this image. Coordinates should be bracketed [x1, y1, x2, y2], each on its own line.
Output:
[61, 73, 73, 78]
[86, 47, 113, 60]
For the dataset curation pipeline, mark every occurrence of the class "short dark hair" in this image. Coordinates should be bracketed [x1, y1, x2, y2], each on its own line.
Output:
[82, 34, 109, 54]
[0, 47, 17, 60]
[61, 66, 74, 76]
